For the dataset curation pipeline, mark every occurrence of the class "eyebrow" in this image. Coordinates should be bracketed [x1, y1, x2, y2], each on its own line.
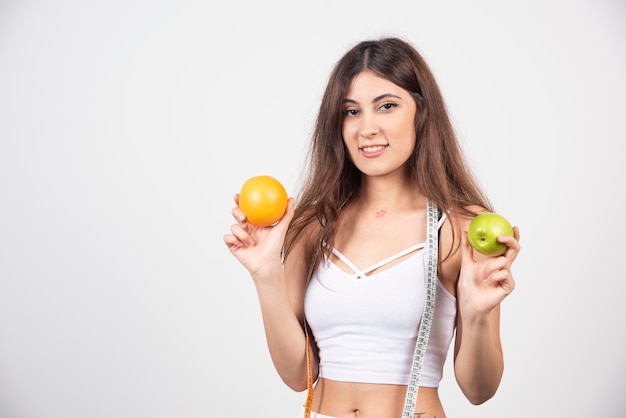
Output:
[343, 93, 403, 104]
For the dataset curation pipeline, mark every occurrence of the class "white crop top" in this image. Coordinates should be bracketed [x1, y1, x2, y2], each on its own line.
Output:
[304, 214, 456, 387]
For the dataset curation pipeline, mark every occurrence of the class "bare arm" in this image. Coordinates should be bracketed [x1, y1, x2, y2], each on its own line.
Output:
[453, 225, 520, 404]
[224, 197, 316, 391]
[453, 299, 504, 404]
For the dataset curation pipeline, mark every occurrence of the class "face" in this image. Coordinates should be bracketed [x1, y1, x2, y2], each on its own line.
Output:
[342, 71, 417, 179]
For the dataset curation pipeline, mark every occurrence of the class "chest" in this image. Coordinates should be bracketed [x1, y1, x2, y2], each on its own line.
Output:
[331, 211, 426, 276]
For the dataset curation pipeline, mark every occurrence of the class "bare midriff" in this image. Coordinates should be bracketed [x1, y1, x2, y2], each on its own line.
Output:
[312, 378, 446, 418]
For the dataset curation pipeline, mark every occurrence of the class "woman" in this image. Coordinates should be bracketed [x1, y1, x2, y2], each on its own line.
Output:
[224, 37, 521, 418]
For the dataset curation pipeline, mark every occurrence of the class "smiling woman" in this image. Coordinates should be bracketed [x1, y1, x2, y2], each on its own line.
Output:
[224, 37, 521, 418]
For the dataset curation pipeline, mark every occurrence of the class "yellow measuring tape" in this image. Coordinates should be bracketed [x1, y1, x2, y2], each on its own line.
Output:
[304, 326, 314, 418]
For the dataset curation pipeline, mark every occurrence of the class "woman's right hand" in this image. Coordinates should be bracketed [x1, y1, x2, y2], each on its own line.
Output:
[223, 194, 295, 280]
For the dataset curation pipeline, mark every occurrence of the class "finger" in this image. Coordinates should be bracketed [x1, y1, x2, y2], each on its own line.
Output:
[223, 233, 244, 250]
[230, 223, 254, 246]
[265, 197, 296, 235]
[485, 270, 515, 294]
[233, 193, 240, 205]
[478, 260, 514, 287]
[231, 205, 247, 224]
[281, 197, 296, 224]
[477, 254, 509, 281]
[498, 233, 520, 251]
[460, 230, 474, 264]
[498, 230, 521, 263]
[480, 257, 505, 278]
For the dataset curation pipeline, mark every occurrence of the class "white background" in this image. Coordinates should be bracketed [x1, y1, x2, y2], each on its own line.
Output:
[1, 1, 625, 417]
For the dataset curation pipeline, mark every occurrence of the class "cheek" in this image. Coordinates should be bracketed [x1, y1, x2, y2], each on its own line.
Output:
[341, 121, 356, 141]
[340, 128, 358, 160]
[390, 116, 416, 142]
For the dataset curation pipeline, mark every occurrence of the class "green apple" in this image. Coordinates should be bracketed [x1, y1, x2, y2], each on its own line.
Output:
[467, 213, 514, 257]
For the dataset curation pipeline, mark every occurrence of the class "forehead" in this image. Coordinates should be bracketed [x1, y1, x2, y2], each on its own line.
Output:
[345, 71, 408, 99]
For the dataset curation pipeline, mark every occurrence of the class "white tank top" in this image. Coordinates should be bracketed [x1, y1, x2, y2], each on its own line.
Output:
[304, 215, 456, 387]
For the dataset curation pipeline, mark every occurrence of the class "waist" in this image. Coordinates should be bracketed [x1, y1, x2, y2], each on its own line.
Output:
[311, 378, 445, 418]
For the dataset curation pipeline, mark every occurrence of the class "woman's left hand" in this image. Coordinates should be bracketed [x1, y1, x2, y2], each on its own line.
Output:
[457, 226, 521, 316]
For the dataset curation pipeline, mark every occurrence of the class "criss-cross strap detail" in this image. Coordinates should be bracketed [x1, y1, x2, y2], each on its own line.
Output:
[330, 212, 447, 279]
[331, 243, 425, 279]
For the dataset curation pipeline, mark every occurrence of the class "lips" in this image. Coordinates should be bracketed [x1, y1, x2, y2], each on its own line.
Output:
[359, 144, 388, 157]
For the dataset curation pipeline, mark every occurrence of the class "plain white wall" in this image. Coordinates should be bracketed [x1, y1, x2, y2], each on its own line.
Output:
[1, 0, 625, 417]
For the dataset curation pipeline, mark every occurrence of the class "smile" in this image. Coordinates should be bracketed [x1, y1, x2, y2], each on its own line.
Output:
[360, 145, 387, 153]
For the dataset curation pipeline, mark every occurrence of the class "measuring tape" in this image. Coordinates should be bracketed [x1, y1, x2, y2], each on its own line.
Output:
[304, 326, 314, 418]
[303, 201, 440, 418]
[402, 200, 439, 418]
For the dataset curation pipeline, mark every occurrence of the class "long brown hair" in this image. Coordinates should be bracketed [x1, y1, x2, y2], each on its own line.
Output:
[285, 37, 491, 275]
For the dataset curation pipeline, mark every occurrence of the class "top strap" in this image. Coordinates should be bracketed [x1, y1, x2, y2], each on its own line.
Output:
[331, 243, 425, 279]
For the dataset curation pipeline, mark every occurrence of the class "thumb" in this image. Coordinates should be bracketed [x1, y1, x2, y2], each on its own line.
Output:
[273, 197, 295, 232]
[460, 229, 473, 263]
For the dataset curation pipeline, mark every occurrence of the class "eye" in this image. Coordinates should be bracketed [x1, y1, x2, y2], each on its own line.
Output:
[378, 102, 397, 111]
[343, 108, 359, 117]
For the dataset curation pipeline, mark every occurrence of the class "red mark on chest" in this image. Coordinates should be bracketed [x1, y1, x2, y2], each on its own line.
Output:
[375, 209, 386, 218]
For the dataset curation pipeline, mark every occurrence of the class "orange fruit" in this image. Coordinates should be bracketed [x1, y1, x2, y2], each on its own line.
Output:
[238, 175, 288, 227]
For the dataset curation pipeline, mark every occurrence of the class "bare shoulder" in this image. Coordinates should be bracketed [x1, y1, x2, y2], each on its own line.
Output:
[438, 205, 488, 296]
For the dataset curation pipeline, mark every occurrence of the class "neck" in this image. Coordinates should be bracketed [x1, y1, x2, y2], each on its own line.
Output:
[356, 175, 424, 212]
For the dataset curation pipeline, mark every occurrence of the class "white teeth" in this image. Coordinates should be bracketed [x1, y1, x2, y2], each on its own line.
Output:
[361, 145, 386, 152]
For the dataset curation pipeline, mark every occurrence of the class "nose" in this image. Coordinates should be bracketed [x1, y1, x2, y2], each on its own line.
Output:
[359, 113, 379, 138]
